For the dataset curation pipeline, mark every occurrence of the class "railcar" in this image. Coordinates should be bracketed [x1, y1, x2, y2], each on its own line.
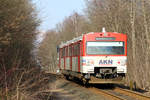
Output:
[57, 28, 127, 84]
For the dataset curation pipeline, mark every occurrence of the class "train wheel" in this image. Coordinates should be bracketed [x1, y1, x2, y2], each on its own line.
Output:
[82, 78, 89, 87]
[65, 75, 69, 80]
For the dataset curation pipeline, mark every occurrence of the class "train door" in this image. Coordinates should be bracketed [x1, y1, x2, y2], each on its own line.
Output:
[61, 47, 65, 70]
[80, 42, 83, 72]
[59, 48, 61, 69]
[69, 45, 72, 71]
[77, 42, 81, 72]
[58, 48, 61, 69]
[64, 47, 67, 70]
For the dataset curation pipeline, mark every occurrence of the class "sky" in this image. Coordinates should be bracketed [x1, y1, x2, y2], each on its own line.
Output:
[33, 0, 85, 31]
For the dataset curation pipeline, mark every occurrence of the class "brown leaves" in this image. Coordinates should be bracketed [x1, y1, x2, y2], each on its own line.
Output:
[0, 0, 40, 78]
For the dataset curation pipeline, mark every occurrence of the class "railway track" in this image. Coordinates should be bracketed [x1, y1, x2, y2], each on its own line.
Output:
[89, 87, 125, 100]
[88, 87, 150, 100]
[49, 73, 150, 100]
[114, 87, 150, 100]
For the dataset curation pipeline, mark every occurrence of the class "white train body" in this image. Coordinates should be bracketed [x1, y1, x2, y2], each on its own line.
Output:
[58, 32, 127, 83]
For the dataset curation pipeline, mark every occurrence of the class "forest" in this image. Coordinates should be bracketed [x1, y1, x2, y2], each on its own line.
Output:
[0, 0, 150, 100]
[39, 0, 150, 90]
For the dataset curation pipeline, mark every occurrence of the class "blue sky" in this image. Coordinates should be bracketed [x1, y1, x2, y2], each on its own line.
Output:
[33, 0, 85, 31]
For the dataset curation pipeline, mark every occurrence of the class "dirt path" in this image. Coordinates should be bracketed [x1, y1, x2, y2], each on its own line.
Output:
[35, 73, 150, 100]
[48, 79, 107, 100]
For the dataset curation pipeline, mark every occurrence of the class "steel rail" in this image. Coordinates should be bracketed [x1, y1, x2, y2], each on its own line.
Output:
[114, 87, 150, 100]
[89, 88, 126, 100]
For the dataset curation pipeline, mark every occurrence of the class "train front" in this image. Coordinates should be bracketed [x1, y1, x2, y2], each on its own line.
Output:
[82, 31, 127, 84]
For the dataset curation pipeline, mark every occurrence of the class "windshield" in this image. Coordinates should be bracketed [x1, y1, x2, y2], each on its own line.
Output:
[86, 42, 125, 55]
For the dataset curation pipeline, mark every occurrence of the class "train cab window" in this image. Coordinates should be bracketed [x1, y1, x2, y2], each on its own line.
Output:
[86, 41, 125, 55]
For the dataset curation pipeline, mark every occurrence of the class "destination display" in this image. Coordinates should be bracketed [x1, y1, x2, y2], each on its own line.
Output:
[95, 37, 116, 40]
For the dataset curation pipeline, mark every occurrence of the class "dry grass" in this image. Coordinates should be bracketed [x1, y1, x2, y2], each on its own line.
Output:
[0, 67, 57, 100]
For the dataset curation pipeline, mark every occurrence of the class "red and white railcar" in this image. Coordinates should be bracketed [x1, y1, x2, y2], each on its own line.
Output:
[57, 29, 127, 84]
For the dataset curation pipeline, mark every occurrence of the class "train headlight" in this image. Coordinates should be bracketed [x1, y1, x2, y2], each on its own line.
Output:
[120, 60, 126, 66]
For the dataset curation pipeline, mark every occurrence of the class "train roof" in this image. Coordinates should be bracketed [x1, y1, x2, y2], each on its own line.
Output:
[59, 35, 83, 48]
[59, 32, 125, 48]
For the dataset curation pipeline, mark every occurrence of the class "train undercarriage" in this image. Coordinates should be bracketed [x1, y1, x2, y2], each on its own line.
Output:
[61, 67, 125, 85]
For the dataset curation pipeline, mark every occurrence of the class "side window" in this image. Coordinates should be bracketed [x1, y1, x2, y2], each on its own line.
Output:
[66, 46, 68, 57]
[69, 45, 72, 56]
[62, 47, 65, 57]
[77, 43, 80, 56]
[80, 42, 83, 56]
[60, 48, 63, 58]
[73, 44, 77, 56]
[73, 43, 80, 56]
